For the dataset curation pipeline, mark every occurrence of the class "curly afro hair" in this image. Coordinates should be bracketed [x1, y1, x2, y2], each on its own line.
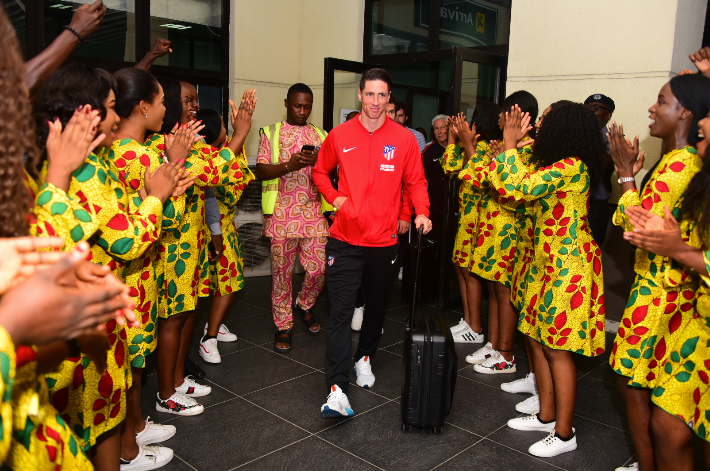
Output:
[529, 102, 604, 191]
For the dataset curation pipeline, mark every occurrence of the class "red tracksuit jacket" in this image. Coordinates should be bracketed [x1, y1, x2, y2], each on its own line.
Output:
[313, 116, 430, 247]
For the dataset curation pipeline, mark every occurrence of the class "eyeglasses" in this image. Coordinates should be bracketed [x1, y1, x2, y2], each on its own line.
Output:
[588, 104, 611, 113]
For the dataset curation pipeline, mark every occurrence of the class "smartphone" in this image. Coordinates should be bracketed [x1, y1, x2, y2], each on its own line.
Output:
[301, 144, 315, 152]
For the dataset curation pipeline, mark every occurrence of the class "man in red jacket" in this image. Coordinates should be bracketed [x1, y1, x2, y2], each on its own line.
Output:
[313, 68, 432, 418]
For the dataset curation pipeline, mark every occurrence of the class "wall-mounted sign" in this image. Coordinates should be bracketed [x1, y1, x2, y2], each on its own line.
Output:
[416, 0, 498, 47]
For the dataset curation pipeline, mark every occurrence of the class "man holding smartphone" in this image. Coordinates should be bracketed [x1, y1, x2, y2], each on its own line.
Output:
[256, 83, 330, 353]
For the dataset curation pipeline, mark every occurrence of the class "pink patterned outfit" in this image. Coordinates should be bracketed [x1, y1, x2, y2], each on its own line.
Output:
[257, 122, 329, 330]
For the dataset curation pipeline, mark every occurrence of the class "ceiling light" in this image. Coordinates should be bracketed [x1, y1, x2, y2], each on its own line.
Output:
[160, 23, 192, 30]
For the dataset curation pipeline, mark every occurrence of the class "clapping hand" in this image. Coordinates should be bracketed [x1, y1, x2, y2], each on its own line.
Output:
[608, 122, 644, 179]
[0, 237, 65, 294]
[623, 205, 684, 258]
[502, 105, 532, 152]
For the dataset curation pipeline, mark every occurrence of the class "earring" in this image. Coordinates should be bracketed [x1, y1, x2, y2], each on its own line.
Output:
[145, 113, 148, 118]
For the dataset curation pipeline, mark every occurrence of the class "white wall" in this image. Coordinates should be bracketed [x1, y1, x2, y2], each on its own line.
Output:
[506, 0, 707, 200]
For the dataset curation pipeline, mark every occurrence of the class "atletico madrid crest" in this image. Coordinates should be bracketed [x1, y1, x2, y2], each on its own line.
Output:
[383, 145, 395, 161]
[327, 255, 335, 266]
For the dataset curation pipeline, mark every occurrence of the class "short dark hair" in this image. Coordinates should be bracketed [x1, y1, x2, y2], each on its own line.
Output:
[195, 109, 223, 146]
[287, 83, 313, 100]
[502, 90, 539, 137]
[359, 68, 392, 92]
[395, 101, 409, 117]
[471, 101, 502, 142]
[114, 68, 160, 120]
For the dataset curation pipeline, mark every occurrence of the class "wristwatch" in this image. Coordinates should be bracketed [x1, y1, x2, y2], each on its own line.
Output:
[617, 176, 635, 184]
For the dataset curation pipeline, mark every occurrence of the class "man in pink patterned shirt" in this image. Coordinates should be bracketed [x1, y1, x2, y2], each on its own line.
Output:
[256, 83, 329, 353]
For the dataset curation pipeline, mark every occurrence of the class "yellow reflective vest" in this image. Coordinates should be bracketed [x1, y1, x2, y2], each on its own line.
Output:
[259, 122, 333, 215]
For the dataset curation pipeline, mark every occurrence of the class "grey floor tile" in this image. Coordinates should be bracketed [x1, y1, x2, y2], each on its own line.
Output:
[206, 345, 315, 395]
[348, 350, 404, 400]
[575, 376, 628, 432]
[446, 376, 527, 436]
[242, 371, 389, 433]
[236, 435, 381, 470]
[220, 310, 282, 345]
[575, 332, 615, 377]
[488, 414, 634, 471]
[276, 330, 329, 370]
[436, 438, 563, 470]
[164, 397, 310, 471]
[586, 361, 620, 385]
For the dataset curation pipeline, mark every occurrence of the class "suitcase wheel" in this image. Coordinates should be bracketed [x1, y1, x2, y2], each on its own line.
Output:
[432, 425, 442, 434]
[401, 422, 412, 432]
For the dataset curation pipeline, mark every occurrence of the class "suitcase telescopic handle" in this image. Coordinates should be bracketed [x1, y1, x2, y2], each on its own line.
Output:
[407, 226, 424, 330]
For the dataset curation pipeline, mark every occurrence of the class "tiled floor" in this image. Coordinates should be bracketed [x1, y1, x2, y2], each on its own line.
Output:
[142, 275, 639, 471]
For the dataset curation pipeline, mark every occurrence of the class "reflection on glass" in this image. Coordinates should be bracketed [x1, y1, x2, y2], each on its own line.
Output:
[150, 0, 222, 72]
[460, 61, 497, 119]
[332, 70, 362, 127]
[3, 0, 26, 53]
[370, 0, 428, 55]
[196, 84, 221, 114]
[437, 0, 511, 49]
[412, 93, 439, 138]
[385, 60, 451, 91]
[44, 0, 136, 62]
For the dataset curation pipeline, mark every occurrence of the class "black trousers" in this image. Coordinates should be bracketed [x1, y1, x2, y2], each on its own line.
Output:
[588, 199, 610, 247]
[324, 238, 398, 395]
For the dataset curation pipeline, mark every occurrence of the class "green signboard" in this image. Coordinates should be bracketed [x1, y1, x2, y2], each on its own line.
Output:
[417, 0, 498, 47]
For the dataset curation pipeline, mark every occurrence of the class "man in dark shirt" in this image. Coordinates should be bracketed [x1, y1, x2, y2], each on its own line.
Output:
[421, 114, 449, 242]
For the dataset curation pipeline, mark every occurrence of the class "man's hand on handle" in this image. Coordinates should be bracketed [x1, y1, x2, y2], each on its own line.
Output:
[414, 215, 432, 234]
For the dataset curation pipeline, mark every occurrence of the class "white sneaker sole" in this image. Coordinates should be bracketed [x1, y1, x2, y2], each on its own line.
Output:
[155, 403, 204, 416]
[507, 418, 555, 432]
[529, 439, 577, 457]
[500, 383, 537, 394]
[121, 449, 174, 471]
[321, 405, 354, 418]
[465, 354, 491, 365]
[136, 427, 176, 445]
[473, 365, 517, 374]
[199, 352, 221, 364]
[354, 368, 375, 389]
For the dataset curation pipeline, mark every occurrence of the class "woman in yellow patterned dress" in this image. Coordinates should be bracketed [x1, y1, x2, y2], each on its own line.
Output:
[486, 104, 605, 457]
[439, 108, 500, 347]
[196, 103, 256, 364]
[460, 92, 538, 375]
[607, 74, 710, 471]
[621, 109, 710, 470]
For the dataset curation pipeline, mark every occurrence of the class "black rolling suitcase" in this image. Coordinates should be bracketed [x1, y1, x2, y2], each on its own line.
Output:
[401, 228, 457, 434]
[401, 231, 439, 303]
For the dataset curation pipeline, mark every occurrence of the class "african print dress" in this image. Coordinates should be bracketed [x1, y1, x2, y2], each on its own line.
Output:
[209, 147, 255, 295]
[609, 146, 702, 387]
[34, 150, 172, 449]
[0, 327, 15, 465]
[440, 141, 493, 268]
[7, 347, 91, 470]
[651, 226, 710, 441]
[482, 149, 605, 356]
[143, 135, 239, 317]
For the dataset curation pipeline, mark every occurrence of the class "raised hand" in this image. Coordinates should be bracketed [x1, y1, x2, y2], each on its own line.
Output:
[150, 38, 172, 58]
[0, 242, 130, 346]
[0, 237, 65, 294]
[623, 206, 684, 258]
[172, 167, 197, 197]
[165, 124, 193, 162]
[608, 121, 644, 179]
[185, 119, 206, 145]
[447, 115, 459, 145]
[625, 206, 666, 231]
[487, 140, 504, 159]
[503, 105, 532, 152]
[689, 46, 710, 78]
[69, 0, 106, 39]
[144, 159, 185, 202]
[45, 105, 104, 191]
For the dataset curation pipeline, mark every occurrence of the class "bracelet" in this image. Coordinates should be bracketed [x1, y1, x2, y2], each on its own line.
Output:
[284, 161, 289, 172]
[64, 25, 84, 43]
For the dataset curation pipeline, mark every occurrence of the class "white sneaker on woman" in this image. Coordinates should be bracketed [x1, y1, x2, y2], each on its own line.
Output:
[516, 394, 540, 414]
[615, 463, 639, 471]
[203, 323, 237, 342]
[501, 373, 537, 394]
[454, 326, 484, 344]
[465, 342, 494, 364]
[175, 376, 211, 397]
[528, 431, 577, 457]
[134, 417, 176, 445]
[120, 441, 173, 470]
[507, 414, 555, 432]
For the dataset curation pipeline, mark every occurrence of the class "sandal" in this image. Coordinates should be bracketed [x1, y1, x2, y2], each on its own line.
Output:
[294, 301, 320, 334]
[274, 329, 292, 353]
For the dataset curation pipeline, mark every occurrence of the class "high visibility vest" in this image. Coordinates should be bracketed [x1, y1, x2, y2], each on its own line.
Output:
[259, 122, 333, 215]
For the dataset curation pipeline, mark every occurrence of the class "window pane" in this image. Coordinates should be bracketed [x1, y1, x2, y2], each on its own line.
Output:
[385, 60, 451, 91]
[437, 0, 511, 49]
[150, 0, 222, 72]
[332, 70, 362, 127]
[412, 93, 439, 141]
[44, 0, 136, 62]
[371, 0, 428, 55]
[459, 61, 497, 118]
[2, 0, 26, 54]
[196, 84, 222, 113]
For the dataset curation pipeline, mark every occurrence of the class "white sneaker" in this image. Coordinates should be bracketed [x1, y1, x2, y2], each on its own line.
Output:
[528, 431, 577, 457]
[616, 463, 639, 471]
[203, 323, 237, 342]
[135, 417, 176, 445]
[398, 267, 403, 281]
[473, 352, 516, 374]
[449, 318, 468, 334]
[454, 326, 484, 344]
[351, 306, 364, 331]
[175, 376, 211, 397]
[199, 338, 221, 364]
[354, 356, 375, 388]
[516, 394, 540, 414]
[121, 441, 173, 470]
[501, 373, 537, 394]
[507, 414, 556, 432]
[155, 392, 204, 416]
[465, 342, 494, 364]
[321, 385, 354, 418]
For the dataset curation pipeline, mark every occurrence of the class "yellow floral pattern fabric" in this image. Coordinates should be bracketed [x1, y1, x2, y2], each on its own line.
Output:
[209, 148, 255, 295]
[143, 135, 240, 317]
[486, 150, 605, 356]
[610, 147, 702, 387]
[8, 346, 91, 470]
[0, 327, 16, 465]
[651, 240, 710, 442]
